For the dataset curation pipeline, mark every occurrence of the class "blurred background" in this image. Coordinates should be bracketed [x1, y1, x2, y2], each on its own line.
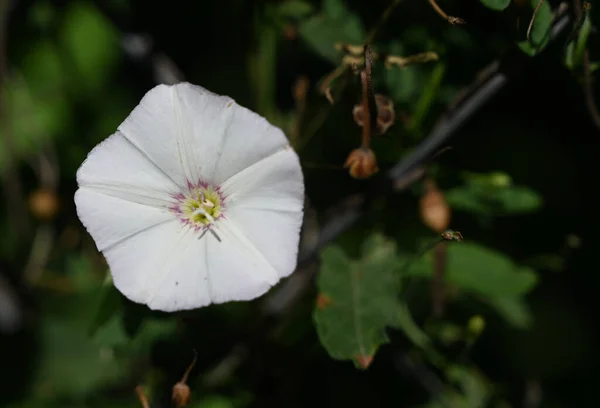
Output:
[1, 0, 599, 407]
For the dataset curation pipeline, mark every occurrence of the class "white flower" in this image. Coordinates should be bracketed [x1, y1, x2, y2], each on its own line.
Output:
[75, 82, 304, 312]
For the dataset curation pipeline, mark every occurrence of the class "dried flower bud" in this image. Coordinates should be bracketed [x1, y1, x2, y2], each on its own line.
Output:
[172, 382, 191, 407]
[352, 94, 395, 135]
[420, 178, 450, 233]
[29, 188, 59, 221]
[344, 148, 378, 179]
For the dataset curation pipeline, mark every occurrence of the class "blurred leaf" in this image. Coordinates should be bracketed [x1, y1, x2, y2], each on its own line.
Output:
[446, 366, 491, 408]
[406, 243, 537, 328]
[314, 234, 402, 369]
[565, 14, 592, 70]
[248, 10, 279, 122]
[0, 39, 71, 170]
[396, 302, 431, 349]
[408, 63, 445, 132]
[276, 0, 315, 19]
[89, 277, 123, 336]
[35, 316, 124, 398]
[298, 0, 365, 63]
[385, 42, 420, 103]
[93, 312, 177, 353]
[59, 2, 119, 92]
[407, 243, 538, 297]
[486, 296, 533, 328]
[445, 171, 542, 216]
[480, 0, 510, 11]
[517, 0, 552, 56]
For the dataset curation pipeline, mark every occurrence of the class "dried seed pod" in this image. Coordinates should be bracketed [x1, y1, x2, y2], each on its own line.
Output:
[172, 350, 197, 407]
[344, 147, 378, 179]
[352, 94, 395, 135]
[419, 178, 450, 233]
[172, 382, 191, 407]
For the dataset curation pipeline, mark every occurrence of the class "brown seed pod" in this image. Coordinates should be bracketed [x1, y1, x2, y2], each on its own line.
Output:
[352, 94, 396, 135]
[172, 350, 197, 407]
[419, 178, 450, 233]
[344, 147, 378, 179]
[172, 382, 191, 407]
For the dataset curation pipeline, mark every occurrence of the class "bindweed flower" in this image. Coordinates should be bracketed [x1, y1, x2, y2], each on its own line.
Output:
[75, 83, 304, 311]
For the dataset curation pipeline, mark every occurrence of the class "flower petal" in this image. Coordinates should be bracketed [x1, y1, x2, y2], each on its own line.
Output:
[75, 187, 174, 251]
[77, 131, 178, 207]
[117, 83, 233, 187]
[219, 147, 304, 279]
[210, 100, 291, 185]
[206, 218, 280, 303]
[105, 218, 281, 311]
[103, 221, 213, 311]
[220, 148, 304, 213]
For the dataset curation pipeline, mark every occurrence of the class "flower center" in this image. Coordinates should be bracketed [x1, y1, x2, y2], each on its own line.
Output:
[170, 183, 224, 230]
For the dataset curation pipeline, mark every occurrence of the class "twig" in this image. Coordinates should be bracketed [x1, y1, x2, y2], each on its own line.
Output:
[135, 386, 150, 408]
[427, 0, 465, 25]
[293, 5, 571, 270]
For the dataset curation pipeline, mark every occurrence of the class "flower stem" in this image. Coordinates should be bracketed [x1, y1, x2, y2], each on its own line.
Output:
[360, 45, 377, 149]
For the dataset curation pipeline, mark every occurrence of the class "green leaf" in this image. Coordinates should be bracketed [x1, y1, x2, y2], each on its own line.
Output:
[298, 0, 365, 63]
[88, 276, 123, 336]
[565, 14, 592, 70]
[407, 243, 538, 297]
[60, 2, 119, 92]
[486, 296, 533, 328]
[276, 0, 315, 19]
[445, 171, 542, 216]
[405, 243, 537, 328]
[314, 234, 402, 369]
[517, 0, 552, 56]
[480, 0, 511, 11]
[446, 366, 491, 408]
[396, 302, 431, 350]
[0, 41, 71, 171]
[37, 319, 123, 394]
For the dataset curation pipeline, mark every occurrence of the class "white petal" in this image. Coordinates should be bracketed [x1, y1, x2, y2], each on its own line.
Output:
[75, 187, 174, 252]
[206, 218, 280, 303]
[220, 148, 304, 212]
[103, 222, 212, 311]
[76, 131, 178, 207]
[105, 217, 281, 311]
[220, 147, 304, 279]
[117, 83, 233, 187]
[115, 82, 293, 188]
[210, 101, 291, 185]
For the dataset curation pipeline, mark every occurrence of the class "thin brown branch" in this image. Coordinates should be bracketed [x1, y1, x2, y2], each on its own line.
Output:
[180, 349, 198, 384]
[427, 0, 465, 25]
[135, 386, 150, 408]
[320, 64, 348, 104]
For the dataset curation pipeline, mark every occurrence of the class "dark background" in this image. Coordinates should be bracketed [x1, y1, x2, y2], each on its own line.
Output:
[1, 0, 599, 407]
